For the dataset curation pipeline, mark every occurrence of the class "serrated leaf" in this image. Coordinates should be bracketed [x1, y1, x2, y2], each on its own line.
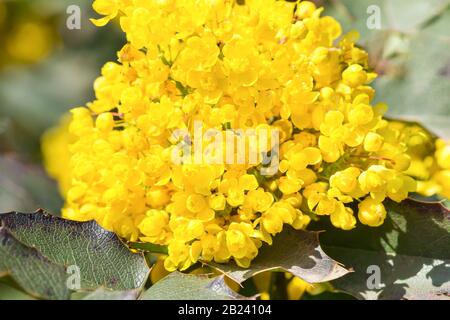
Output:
[0, 227, 69, 300]
[326, 247, 449, 300]
[313, 199, 450, 300]
[0, 211, 150, 297]
[140, 272, 250, 300]
[207, 227, 350, 285]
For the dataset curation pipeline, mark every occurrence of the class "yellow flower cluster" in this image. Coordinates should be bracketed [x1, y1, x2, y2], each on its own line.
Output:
[44, 0, 446, 271]
[41, 114, 74, 196]
[377, 121, 449, 200]
[427, 139, 450, 199]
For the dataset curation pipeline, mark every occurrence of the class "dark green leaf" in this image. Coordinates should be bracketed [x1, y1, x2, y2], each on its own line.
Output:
[140, 272, 251, 300]
[0, 227, 69, 300]
[0, 211, 150, 295]
[207, 227, 350, 285]
[314, 199, 450, 300]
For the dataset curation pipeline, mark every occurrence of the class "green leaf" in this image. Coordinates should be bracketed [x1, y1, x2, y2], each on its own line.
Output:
[140, 272, 251, 300]
[206, 227, 350, 285]
[79, 288, 141, 300]
[327, 247, 449, 300]
[444, 199, 450, 210]
[313, 199, 450, 300]
[0, 227, 69, 300]
[0, 278, 36, 300]
[374, 10, 450, 139]
[0, 210, 150, 298]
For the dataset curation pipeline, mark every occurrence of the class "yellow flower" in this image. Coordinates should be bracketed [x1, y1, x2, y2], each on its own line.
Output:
[364, 132, 384, 152]
[342, 64, 368, 88]
[330, 202, 356, 230]
[91, 0, 121, 27]
[330, 167, 361, 194]
[358, 197, 387, 227]
[41, 114, 74, 196]
[245, 188, 274, 213]
[138, 209, 170, 244]
[226, 222, 260, 268]
[287, 276, 330, 300]
[223, 38, 260, 87]
[261, 202, 295, 234]
[436, 139, 450, 170]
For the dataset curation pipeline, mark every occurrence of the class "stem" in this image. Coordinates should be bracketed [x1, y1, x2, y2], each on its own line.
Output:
[269, 272, 288, 300]
[175, 80, 190, 97]
[129, 242, 169, 255]
[351, 154, 394, 162]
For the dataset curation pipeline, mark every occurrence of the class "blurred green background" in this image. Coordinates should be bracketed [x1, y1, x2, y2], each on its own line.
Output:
[0, 0, 449, 214]
[0, 0, 123, 213]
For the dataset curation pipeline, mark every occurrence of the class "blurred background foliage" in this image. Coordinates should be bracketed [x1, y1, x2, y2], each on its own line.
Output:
[0, 0, 123, 213]
[0, 0, 449, 217]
